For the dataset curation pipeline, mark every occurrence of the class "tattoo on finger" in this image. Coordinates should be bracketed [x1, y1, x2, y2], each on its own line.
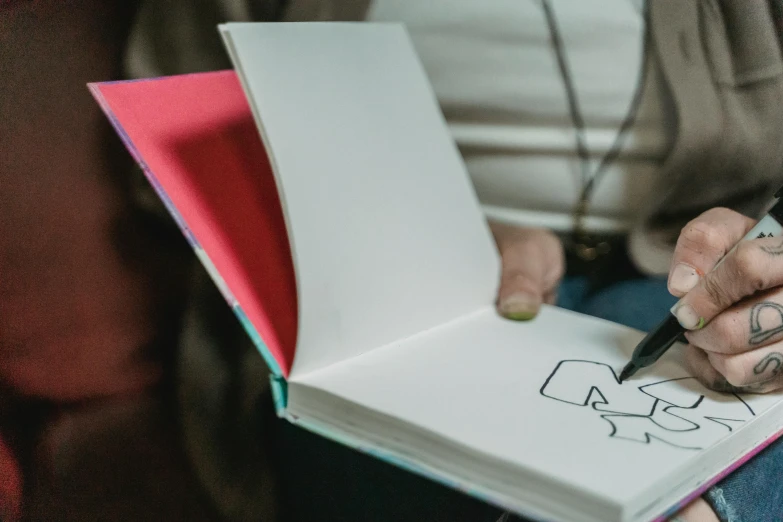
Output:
[753, 352, 783, 380]
[749, 302, 783, 345]
[708, 355, 782, 394]
[761, 238, 783, 255]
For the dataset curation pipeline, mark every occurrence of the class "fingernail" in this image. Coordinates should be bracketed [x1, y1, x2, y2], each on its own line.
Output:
[672, 304, 704, 330]
[499, 293, 539, 321]
[670, 263, 700, 294]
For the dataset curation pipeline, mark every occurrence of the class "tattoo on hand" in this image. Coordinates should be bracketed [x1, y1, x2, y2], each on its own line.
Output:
[753, 352, 783, 378]
[761, 237, 783, 255]
[749, 302, 783, 345]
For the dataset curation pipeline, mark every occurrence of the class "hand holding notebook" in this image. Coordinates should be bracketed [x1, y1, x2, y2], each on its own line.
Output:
[90, 23, 783, 522]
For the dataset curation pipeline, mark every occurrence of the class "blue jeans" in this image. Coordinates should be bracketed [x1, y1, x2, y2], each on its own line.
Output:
[557, 276, 783, 522]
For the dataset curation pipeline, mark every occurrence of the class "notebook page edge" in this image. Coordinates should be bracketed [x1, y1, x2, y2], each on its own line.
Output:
[286, 379, 621, 522]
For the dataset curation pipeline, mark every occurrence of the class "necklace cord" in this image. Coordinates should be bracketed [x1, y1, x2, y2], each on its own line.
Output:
[540, 0, 651, 256]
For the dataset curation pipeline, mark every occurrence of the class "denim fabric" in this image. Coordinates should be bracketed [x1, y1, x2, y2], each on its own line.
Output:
[556, 276, 783, 522]
[556, 275, 678, 332]
[703, 441, 783, 522]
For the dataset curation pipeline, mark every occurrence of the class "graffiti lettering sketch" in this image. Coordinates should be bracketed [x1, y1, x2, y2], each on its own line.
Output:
[540, 360, 755, 450]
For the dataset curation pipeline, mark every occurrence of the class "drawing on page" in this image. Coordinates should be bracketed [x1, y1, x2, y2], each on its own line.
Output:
[540, 360, 755, 450]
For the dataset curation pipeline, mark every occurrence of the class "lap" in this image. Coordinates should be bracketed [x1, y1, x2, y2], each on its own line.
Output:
[274, 421, 502, 522]
[557, 275, 678, 332]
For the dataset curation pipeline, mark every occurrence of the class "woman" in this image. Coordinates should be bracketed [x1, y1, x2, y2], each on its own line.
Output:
[128, 1, 783, 520]
[3, 0, 783, 520]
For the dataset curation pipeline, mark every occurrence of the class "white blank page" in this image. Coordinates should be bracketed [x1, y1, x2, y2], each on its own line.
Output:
[222, 23, 500, 376]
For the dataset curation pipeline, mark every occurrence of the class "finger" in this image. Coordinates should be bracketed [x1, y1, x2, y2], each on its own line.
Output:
[491, 224, 564, 320]
[685, 344, 783, 394]
[705, 343, 783, 388]
[671, 497, 721, 522]
[668, 208, 755, 296]
[686, 287, 783, 354]
[543, 289, 559, 306]
[684, 345, 724, 390]
[673, 235, 783, 330]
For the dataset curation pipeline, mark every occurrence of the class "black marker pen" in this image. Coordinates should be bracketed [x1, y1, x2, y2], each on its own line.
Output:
[619, 186, 783, 382]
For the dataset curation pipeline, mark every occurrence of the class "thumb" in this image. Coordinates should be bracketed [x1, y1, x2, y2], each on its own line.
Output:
[491, 224, 565, 321]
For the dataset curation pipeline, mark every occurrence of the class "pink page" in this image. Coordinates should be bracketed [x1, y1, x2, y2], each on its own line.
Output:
[89, 71, 297, 377]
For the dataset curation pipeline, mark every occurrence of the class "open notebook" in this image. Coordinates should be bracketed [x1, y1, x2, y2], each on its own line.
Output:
[89, 23, 783, 522]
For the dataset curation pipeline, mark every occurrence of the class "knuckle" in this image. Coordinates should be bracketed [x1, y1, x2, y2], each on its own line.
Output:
[708, 352, 747, 387]
[724, 372, 748, 388]
[731, 243, 768, 292]
[679, 220, 726, 256]
[724, 360, 752, 387]
[502, 269, 540, 293]
[702, 274, 734, 310]
[733, 243, 756, 273]
[707, 315, 744, 353]
[503, 268, 531, 283]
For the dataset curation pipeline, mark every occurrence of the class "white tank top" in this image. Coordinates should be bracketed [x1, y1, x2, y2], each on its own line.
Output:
[366, 0, 674, 233]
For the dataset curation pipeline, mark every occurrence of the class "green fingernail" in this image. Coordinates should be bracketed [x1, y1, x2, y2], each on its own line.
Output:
[505, 311, 537, 321]
[696, 317, 705, 329]
[499, 293, 539, 321]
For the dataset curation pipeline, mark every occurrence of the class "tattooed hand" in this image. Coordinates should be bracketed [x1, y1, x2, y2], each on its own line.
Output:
[667, 207, 783, 394]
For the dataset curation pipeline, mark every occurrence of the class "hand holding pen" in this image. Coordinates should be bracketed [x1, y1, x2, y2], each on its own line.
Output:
[667, 207, 783, 393]
[623, 199, 783, 393]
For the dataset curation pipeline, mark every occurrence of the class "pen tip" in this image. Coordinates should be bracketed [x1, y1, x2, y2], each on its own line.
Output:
[619, 364, 636, 383]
